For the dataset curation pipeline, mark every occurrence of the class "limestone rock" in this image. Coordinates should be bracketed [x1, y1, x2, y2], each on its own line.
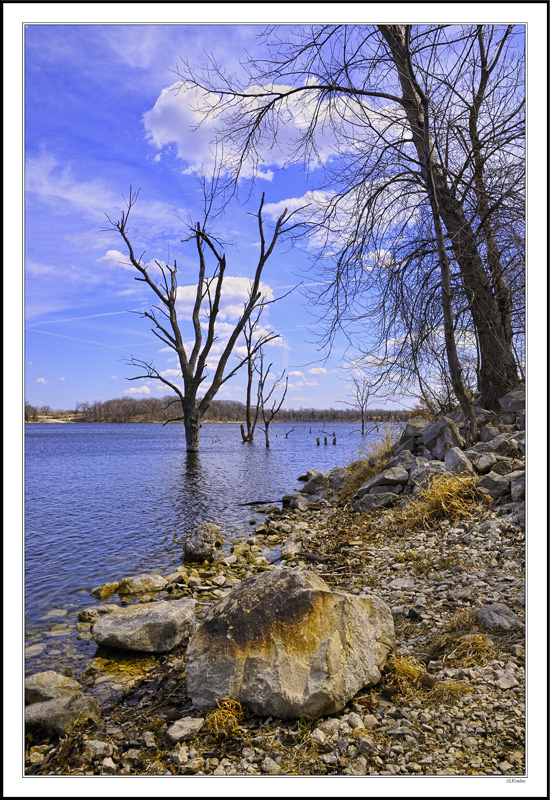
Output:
[353, 492, 397, 512]
[444, 447, 473, 474]
[408, 461, 446, 488]
[419, 416, 465, 460]
[355, 466, 409, 498]
[25, 693, 101, 736]
[91, 598, 196, 652]
[167, 717, 205, 744]
[476, 471, 510, 499]
[117, 573, 167, 595]
[301, 472, 329, 496]
[182, 523, 222, 563]
[498, 384, 525, 413]
[25, 670, 83, 705]
[325, 467, 350, 492]
[282, 493, 309, 512]
[403, 416, 431, 438]
[185, 569, 394, 719]
[475, 603, 523, 631]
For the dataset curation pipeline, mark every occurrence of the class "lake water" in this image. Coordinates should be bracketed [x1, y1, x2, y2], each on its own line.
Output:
[24, 421, 390, 676]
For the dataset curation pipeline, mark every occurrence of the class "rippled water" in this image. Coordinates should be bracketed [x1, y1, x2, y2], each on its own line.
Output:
[24, 421, 385, 675]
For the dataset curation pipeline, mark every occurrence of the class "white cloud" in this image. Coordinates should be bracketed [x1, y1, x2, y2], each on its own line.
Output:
[296, 379, 319, 387]
[288, 370, 305, 377]
[160, 369, 182, 380]
[57, 377, 66, 381]
[176, 276, 275, 322]
[122, 385, 151, 395]
[35, 377, 47, 384]
[308, 367, 327, 375]
[110, 376, 119, 379]
[98, 249, 134, 271]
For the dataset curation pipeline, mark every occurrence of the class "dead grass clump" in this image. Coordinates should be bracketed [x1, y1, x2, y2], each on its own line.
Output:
[385, 653, 424, 694]
[431, 679, 472, 704]
[391, 473, 486, 530]
[203, 698, 246, 739]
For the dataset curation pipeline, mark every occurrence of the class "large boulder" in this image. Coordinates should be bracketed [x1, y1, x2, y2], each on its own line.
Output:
[301, 472, 329, 496]
[444, 447, 473, 474]
[91, 598, 196, 653]
[498, 384, 525, 413]
[182, 523, 222, 563]
[408, 461, 446, 488]
[25, 693, 101, 736]
[353, 492, 398, 512]
[476, 471, 510, 500]
[185, 569, 395, 719]
[325, 467, 350, 492]
[403, 416, 431, 438]
[419, 416, 465, 460]
[25, 671, 83, 705]
[354, 466, 409, 499]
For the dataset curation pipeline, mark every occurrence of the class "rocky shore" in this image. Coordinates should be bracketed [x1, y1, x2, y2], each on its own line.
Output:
[24, 386, 527, 779]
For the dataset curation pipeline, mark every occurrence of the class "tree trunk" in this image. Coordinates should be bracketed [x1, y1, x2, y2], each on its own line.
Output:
[379, 25, 519, 410]
[183, 404, 201, 452]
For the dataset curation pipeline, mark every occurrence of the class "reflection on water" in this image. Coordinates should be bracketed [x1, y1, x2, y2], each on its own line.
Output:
[24, 422, 386, 674]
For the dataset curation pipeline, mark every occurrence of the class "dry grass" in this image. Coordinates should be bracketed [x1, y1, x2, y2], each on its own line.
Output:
[431, 679, 472, 704]
[340, 423, 403, 502]
[203, 698, 246, 739]
[385, 653, 424, 694]
[390, 472, 487, 530]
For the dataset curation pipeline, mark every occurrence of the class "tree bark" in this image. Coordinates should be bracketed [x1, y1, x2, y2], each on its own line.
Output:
[379, 25, 519, 410]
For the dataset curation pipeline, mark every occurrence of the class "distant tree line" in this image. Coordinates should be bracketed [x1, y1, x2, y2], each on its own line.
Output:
[26, 396, 409, 424]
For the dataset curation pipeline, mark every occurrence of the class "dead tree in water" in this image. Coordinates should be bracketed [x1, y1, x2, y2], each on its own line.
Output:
[104, 188, 297, 452]
[256, 353, 289, 448]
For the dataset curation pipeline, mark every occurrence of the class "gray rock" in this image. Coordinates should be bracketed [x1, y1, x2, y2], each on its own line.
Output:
[167, 717, 205, 744]
[185, 568, 395, 719]
[444, 447, 473, 474]
[474, 603, 523, 630]
[84, 740, 114, 760]
[408, 461, 446, 488]
[325, 467, 350, 492]
[369, 484, 403, 495]
[182, 523, 222, 563]
[25, 671, 84, 705]
[392, 437, 417, 456]
[301, 472, 329, 496]
[479, 426, 501, 442]
[510, 473, 525, 502]
[282, 493, 309, 512]
[298, 468, 324, 482]
[91, 598, 196, 652]
[385, 450, 415, 471]
[25, 693, 101, 736]
[355, 466, 409, 497]
[498, 384, 525, 413]
[466, 451, 498, 474]
[117, 573, 167, 595]
[419, 416, 465, 460]
[476, 471, 510, 499]
[403, 416, 431, 438]
[353, 492, 397, 512]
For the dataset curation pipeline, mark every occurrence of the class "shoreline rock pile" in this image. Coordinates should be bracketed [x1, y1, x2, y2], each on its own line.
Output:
[24, 384, 526, 777]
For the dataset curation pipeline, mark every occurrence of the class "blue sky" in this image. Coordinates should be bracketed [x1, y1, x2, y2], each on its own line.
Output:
[23, 22, 370, 412]
[15, 7, 544, 417]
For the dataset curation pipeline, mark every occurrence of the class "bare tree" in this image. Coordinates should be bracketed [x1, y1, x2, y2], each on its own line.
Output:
[256, 352, 289, 448]
[177, 24, 523, 411]
[104, 189, 299, 451]
[339, 374, 378, 435]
